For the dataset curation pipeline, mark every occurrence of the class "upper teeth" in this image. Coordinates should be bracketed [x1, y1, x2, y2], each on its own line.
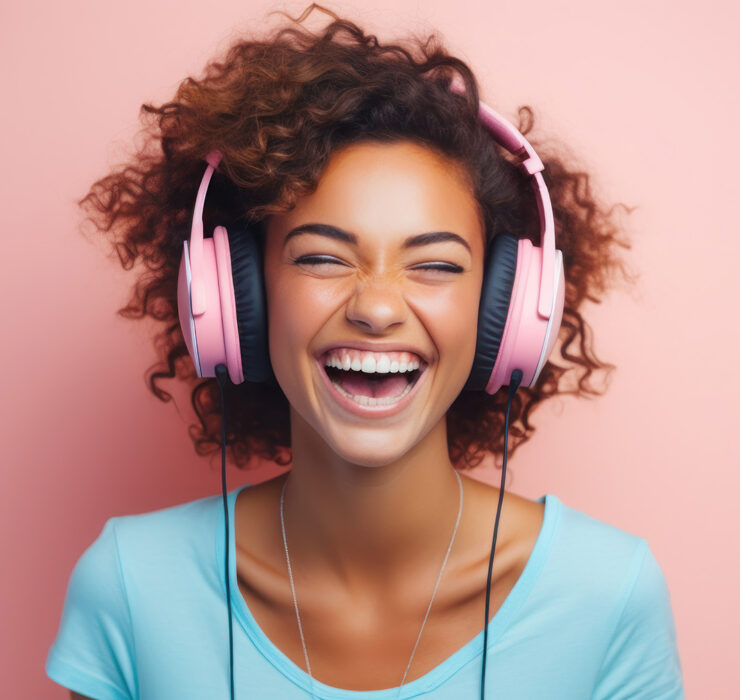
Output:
[324, 350, 422, 374]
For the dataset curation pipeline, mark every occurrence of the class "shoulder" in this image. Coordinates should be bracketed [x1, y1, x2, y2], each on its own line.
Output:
[534, 495, 653, 613]
[537, 496, 682, 658]
[47, 491, 232, 699]
[111, 490, 222, 547]
[46, 517, 139, 697]
[523, 495, 684, 695]
[96, 490, 227, 594]
[559, 505, 687, 697]
[554, 498, 650, 589]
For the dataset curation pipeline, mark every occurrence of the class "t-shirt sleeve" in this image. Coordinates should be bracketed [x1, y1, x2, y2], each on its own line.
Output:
[46, 517, 137, 700]
[591, 539, 685, 700]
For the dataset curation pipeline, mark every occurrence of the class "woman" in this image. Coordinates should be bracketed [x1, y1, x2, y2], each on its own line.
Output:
[46, 4, 684, 699]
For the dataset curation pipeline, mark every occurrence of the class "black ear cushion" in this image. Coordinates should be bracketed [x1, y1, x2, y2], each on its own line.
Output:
[463, 233, 519, 391]
[226, 226, 277, 385]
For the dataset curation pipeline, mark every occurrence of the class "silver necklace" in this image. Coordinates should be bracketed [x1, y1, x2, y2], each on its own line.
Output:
[280, 469, 463, 700]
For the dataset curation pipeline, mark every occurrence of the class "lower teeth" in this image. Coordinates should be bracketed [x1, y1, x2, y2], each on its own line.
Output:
[330, 376, 416, 406]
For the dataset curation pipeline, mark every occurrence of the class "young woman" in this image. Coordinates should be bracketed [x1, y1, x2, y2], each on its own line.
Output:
[46, 4, 684, 699]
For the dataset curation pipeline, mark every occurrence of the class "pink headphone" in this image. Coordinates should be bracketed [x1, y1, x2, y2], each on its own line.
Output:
[177, 83, 565, 395]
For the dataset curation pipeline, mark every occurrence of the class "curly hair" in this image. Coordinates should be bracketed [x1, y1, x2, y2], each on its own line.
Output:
[78, 3, 637, 478]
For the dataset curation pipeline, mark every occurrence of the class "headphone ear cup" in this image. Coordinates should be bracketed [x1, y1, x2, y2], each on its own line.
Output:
[468, 233, 566, 396]
[225, 225, 275, 384]
[178, 228, 242, 383]
[464, 233, 519, 392]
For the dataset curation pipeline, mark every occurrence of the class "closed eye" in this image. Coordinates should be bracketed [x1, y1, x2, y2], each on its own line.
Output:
[291, 255, 463, 273]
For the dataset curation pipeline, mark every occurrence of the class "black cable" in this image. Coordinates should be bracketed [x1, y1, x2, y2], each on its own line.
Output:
[214, 364, 235, 700]
[480, 368, 523, 700]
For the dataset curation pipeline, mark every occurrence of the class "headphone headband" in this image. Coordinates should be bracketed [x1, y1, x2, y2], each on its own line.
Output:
[448, 77, 555, 319]
[189, 83, 556, 323]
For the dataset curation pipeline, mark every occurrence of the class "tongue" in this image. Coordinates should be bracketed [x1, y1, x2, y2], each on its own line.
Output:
[339, 372, 409, 398]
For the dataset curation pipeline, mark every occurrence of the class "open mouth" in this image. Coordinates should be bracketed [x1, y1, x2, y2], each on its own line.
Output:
[322, 362, 425, 406]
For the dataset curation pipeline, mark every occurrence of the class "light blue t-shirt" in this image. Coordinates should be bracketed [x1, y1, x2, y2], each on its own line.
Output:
[46, 483, 685, 699]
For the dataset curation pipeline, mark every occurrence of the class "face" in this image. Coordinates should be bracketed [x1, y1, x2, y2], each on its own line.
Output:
[262, 140, 485, 468]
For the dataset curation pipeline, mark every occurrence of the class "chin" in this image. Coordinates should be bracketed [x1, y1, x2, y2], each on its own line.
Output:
[321, 426, 422, 470]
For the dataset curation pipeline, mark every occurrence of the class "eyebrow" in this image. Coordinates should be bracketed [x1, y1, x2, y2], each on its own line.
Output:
[282, 223, 472, 254]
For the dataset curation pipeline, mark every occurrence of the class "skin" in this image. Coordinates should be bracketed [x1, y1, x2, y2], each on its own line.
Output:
[68, 140, 545, 698]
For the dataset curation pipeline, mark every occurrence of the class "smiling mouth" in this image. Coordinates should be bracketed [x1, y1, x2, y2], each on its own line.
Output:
[323, 363, 424, 403]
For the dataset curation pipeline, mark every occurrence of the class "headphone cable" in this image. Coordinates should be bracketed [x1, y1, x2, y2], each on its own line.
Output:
[480, 367, 523, 699]
[214, 364, 235, 700]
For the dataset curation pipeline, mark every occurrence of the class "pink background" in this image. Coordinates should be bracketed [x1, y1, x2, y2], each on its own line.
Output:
[2, 0, 737, 697]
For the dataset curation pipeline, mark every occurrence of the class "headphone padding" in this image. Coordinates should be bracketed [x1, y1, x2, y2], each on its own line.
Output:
[464, 233, 519, 391]
[227, 227, 275, 384]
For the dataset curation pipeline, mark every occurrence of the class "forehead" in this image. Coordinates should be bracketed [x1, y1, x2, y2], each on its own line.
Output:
[270, 140, 484, 249]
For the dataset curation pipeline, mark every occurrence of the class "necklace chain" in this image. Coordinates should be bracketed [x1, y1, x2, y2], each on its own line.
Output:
[280, 469, 463, 700]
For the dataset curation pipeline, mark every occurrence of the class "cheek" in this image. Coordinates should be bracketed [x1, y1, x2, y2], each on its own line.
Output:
[264, 273, 333, 377]
[416, 283, 481, 366]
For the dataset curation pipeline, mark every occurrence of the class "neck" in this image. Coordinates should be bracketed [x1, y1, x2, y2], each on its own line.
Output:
[282, 408, 464, 593]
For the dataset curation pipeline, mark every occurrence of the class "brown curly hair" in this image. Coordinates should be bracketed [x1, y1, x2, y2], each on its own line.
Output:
[78, 3, 637, 479]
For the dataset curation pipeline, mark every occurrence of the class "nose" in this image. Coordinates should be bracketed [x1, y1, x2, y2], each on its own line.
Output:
[345, 276, 408, 333]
